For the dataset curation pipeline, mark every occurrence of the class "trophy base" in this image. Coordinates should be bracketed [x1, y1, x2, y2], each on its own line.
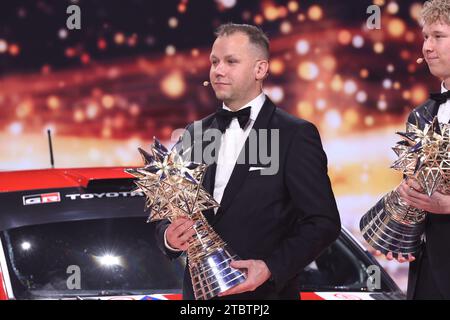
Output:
[190, 247, 246, 300]
[360, 197, 424, 259]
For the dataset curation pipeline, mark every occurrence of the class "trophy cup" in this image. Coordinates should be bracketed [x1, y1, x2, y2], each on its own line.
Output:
[125, 139, 246, 300]
[360, 115, 450, 258]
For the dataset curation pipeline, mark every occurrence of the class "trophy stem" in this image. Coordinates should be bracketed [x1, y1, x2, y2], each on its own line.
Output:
[186, 210, 246, 300]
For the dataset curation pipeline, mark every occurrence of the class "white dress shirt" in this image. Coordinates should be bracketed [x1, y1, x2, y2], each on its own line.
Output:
[423, 82, 449, 245]
[437, 81, 450, 123]
[213, 92, 266, 207]
[164, 92, 266, 251]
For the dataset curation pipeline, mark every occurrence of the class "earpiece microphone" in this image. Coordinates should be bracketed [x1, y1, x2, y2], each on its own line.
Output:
[203, 81, 210, 87]
[416, 57, 424, 64]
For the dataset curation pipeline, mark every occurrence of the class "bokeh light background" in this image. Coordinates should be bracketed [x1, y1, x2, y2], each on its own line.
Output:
[0, 0, 440, 292]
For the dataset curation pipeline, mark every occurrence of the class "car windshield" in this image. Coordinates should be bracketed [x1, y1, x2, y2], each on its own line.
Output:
[298, 234, 393, 292]
[1, 217, 185, 299]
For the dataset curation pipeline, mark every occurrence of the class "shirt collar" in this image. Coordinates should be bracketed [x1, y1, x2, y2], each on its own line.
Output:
[441, 81, 448, 93]
[222, 92, 266, 121]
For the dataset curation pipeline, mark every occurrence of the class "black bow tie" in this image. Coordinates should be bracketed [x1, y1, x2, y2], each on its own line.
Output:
[215, 107, 251, 132]
[430, 91, 450, 105]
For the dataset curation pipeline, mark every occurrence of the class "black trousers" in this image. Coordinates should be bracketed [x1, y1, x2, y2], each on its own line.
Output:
[413, 246, 444, 300]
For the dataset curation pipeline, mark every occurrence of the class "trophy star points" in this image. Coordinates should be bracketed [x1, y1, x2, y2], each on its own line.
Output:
[360, 115, 450, 258]
[126, 140, 219, 222]
[392, 120, 450, 195]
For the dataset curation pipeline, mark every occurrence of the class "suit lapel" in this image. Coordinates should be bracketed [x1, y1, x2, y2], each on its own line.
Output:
[200, 118, 221, 192]
[423, 99, 439, 121]
[411, 99, 439, 129]
[200, 117, 221, 223]
[211, 97, 276, 225]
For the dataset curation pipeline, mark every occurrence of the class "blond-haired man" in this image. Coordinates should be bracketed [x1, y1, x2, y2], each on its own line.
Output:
[386, 0, 450, 300]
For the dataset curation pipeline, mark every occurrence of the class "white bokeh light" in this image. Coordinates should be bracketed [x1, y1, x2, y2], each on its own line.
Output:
[295, 40, 310, 55]
[378, 100, 388, 111]
[58, 28, 68, 39]
[0, 39, 8, 53]
[216, 0, 237, 9]
[356, 91, 368, 103]
[98, 254, 121, 267]
[344, 80, 357, 95]
[265, 86, 284, 103]
[352, 35, 364, 48]
[324, 110, 342, 129]
[21, 241, 31, 251]
[316, 99, 327, 110]
[383, 79, 393, 89]
[9, 122, 23, 135]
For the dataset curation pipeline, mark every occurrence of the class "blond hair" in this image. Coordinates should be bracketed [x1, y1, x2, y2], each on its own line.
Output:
[421, 0, 450, 25]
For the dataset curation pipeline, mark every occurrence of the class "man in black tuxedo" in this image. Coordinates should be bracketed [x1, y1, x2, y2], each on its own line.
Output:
[379, 0, 450, 300]
[153, 23, 341, 299]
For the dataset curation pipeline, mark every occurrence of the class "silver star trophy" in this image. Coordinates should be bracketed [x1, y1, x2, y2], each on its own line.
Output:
[125, 139, 246, 299]
[360, 115, 450, 258]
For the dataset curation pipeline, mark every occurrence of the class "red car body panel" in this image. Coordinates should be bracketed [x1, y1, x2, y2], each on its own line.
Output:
[0, 167, 133, 193]
[300, 292, 324, 300]
[0, 271, 7, 300]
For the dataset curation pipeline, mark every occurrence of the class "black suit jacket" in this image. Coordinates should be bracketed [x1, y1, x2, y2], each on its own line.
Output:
[406, 99, 450, 299]
[153, 97, 341, 299]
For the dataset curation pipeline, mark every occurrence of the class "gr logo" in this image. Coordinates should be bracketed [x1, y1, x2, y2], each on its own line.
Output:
[366, 265, 381, 291]
[23, 192, 61, 206]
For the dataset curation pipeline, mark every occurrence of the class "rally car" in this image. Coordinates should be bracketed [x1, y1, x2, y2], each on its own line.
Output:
[0, 167, 405, 300]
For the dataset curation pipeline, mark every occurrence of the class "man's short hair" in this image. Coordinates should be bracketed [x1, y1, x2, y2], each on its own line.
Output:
[214, 23, 270, 60]
[420, 0, 450, 26]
